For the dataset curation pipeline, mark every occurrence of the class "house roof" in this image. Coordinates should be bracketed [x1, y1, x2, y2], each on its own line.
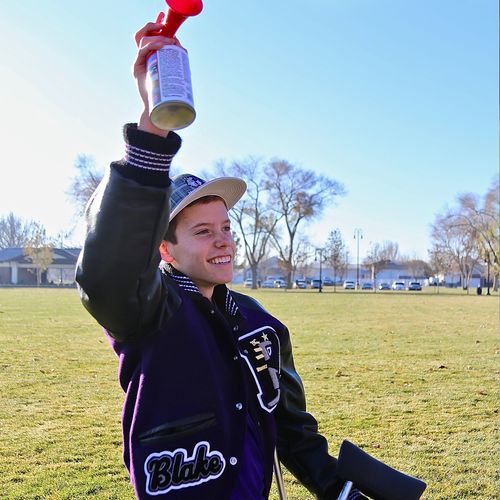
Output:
[0, 248, 25, 263]
[0, 247, 81, 265]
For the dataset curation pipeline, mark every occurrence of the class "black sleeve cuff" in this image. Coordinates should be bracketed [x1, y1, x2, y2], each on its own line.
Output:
[112, 123, 182, 188]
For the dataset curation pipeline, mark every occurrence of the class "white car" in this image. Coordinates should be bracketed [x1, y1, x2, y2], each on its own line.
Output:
[261, 280, 275, 288]
[391, 281, 405, 290]
[343, 280, 355, 290]
[293, 279, 307, 289]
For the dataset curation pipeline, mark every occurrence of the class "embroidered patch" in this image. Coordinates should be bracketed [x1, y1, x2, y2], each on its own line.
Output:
[238, 326, 281, 413]
[185, 175, 204, 188]
[144, 441, 225, 496]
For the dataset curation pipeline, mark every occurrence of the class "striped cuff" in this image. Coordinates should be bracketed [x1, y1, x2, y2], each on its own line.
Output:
[125, 144, 175, 171]
[113, 123, 182, 188]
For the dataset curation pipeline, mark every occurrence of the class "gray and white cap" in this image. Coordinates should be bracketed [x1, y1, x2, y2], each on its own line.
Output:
[169, 174, 247, 221]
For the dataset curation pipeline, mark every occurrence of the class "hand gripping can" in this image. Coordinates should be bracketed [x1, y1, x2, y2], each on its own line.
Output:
[146, 44, 196, 130]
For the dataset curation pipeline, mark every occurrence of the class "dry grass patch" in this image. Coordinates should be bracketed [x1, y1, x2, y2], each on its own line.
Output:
[0, 288, 498, 499]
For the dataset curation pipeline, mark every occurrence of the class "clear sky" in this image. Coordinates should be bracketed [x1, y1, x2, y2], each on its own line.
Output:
[1, 0, 498, 260]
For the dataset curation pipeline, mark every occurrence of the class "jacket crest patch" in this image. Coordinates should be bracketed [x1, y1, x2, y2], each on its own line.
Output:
[238, 326, 281, 413]
[144, 441, 225, 496]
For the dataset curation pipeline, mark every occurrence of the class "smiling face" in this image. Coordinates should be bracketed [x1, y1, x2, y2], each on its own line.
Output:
[159, 198, 235, 299]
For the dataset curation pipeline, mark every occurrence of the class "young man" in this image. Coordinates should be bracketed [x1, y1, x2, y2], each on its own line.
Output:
[76, 23, 361, 499]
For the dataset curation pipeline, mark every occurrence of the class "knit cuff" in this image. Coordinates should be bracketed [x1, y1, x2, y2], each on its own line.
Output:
[113, 123, 182, 188]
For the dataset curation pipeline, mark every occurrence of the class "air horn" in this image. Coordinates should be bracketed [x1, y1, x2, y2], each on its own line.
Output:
[146, 0, 203, 130]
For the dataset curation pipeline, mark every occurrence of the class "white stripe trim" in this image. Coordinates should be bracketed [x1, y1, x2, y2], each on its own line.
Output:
[127, 144, 174, 158]
[178, 284, 201, 292]
[126, 154, 171, 167]
[225, 290, 239, 316]
[127, 150, 174, 163]
[124, 144, 174, 171]
[125, 159, 170, 171]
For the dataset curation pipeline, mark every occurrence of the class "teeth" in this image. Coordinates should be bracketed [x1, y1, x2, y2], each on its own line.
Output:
[210, 256, 231, 264]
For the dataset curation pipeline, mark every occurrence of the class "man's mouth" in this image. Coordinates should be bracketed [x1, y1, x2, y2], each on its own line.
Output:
[208, 255, 232, 265]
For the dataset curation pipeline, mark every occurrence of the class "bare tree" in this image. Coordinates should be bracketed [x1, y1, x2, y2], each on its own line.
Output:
[399, 253, 432, 280]
[0, 212, 39, 249]
[23, 223, 54, 286]
[289, 236, 314, 283]
[455, 177, 499, 287]
[54, 230, 74, 249]
[407, 259, 431, 280]
[214, 158, 279, 288]
[431, 210, 480, 291]
[265, 160, 345, 288]
[67, 155, 104, 214]
[363, 242, 390, 290]
[377, 240, 400, 262]
[325, 229, 349, 290]
[428, 246, 454, 293]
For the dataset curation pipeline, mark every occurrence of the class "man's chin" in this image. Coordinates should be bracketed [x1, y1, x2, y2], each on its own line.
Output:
[215, 273, 233, 285]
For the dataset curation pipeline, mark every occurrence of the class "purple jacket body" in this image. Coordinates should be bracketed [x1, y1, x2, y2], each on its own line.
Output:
[75, 125, 341, 499]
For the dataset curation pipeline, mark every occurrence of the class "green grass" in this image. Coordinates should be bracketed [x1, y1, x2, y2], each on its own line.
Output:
[0, 288, 498, 499]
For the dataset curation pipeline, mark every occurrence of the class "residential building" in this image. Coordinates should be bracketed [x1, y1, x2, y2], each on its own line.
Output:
[0, 247, 80, 286]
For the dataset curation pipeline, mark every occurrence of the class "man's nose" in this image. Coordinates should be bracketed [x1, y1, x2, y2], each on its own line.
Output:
[215, 231, 232, 247]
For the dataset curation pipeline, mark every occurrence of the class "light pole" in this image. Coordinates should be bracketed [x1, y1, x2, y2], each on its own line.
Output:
[485, 253, 491, 296]
[353, 228, 363, 290]
[315, 248, 325, 293]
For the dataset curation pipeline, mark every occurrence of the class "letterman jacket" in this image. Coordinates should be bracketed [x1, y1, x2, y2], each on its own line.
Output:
[75, 124, 342, 499]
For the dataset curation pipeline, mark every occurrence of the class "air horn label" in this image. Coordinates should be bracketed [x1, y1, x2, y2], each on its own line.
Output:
[147, 45, 196, 130]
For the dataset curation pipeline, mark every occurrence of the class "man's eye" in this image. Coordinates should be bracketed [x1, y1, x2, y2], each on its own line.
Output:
[224, 226, 231, 232]
[196, 229, 209, 235]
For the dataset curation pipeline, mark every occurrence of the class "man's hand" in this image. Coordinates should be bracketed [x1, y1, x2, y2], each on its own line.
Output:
[132, 22, 183, 136]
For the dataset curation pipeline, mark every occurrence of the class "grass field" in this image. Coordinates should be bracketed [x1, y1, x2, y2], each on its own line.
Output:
[0, 287, 498, 499]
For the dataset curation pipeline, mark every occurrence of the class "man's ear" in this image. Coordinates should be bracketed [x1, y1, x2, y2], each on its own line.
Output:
[159, 240, 175, 263]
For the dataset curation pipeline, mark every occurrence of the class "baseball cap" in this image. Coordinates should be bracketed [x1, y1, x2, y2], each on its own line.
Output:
[169, 174, 247, 221]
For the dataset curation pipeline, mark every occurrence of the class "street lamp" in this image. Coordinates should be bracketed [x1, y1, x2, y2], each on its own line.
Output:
[315, 248, 325, 293]
[353, 228, 363, 290]
[485, 252, 491, 296]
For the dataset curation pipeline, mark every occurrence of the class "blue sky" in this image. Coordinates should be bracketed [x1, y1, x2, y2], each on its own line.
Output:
[1, 0, 498, 260]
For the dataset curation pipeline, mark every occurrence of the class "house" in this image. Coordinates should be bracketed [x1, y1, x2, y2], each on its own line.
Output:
[0, 247, 81, 286]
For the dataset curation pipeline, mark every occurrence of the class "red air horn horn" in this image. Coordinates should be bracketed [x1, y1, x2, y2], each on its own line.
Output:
[157, 0, 204, 38]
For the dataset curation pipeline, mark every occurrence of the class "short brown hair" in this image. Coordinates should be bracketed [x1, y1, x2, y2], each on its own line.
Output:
[164, 195, 226, 244]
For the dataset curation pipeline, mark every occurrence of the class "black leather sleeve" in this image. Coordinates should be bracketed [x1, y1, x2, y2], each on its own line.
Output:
[275, 327, 344, 499]
[75, 168, 173, 341]
[75, 125, 182, 342]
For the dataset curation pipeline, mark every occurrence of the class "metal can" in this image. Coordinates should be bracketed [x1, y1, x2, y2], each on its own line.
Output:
[146, 44, 196, 130]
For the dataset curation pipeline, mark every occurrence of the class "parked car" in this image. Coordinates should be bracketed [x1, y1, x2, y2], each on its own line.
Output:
[407, 281, 422, 291]
[391, 281, 405, 290]
[343, 280, 356, 290]
[378, 282, 390, 290]
[322, 277, 334, 286]
[274, 279, 286, 288]
[293, 279, 307, 289]
[261, 280, 275, 288]
[244, 278, 253, 288]
[361, 282, 373, 290]
[310, 279, 322, 289]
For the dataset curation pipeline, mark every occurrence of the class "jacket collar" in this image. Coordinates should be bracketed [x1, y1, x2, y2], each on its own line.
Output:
[161, 262, 239, 317]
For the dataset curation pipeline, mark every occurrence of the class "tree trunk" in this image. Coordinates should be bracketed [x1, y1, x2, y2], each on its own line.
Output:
[251, 264, 259, 289]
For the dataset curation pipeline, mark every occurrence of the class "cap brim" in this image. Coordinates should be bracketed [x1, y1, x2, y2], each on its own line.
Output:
[169, 177, 247, 221]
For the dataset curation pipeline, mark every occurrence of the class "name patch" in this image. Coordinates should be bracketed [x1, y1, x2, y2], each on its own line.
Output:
[144, 441, 225, 496]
